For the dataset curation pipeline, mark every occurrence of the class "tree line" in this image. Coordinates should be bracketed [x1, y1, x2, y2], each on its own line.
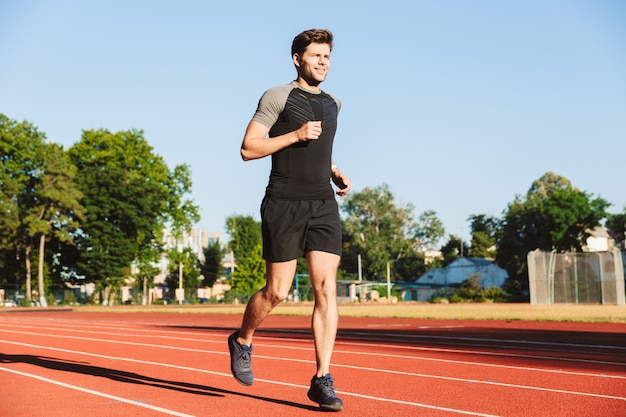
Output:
[226, 176, 624, 301]
[1, 114, 199, 305]
[2, 113, 624, 304]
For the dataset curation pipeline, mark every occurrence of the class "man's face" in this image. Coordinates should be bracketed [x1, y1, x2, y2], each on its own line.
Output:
[294, 42, 331, 86]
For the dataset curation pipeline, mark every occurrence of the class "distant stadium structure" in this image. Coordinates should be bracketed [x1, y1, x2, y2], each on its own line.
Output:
[527, 248, 625, 305]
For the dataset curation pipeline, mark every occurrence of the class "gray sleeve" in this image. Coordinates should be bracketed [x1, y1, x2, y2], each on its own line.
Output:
[251, 83, 295, 128]
[331, 94, 341, 113]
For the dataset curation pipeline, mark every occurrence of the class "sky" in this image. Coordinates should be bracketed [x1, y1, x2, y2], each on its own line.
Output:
[1, 0, 625, 245]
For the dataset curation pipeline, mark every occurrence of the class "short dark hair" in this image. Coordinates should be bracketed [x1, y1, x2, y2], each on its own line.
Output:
[291, 29, 333, 57]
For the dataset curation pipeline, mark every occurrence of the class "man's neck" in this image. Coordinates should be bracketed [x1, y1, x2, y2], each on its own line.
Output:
[295, 78, 321, 92]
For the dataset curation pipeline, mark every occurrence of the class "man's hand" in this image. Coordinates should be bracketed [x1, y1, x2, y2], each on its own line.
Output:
[296, 121, 322, 142]
[332, 171, 351, 196]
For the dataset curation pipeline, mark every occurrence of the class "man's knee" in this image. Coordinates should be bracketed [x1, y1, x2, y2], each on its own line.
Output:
[261, 285, 290, 306]
[312, 277, 337, 299]
[264, 259, 297, 305]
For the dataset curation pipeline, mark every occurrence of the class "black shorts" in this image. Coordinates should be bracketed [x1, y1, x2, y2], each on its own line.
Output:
[260, 197, 342, 262]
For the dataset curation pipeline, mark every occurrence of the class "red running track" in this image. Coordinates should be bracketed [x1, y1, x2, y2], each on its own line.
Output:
[0, 310, 624, 416]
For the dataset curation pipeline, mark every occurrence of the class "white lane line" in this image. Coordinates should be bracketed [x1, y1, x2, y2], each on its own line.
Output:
[0, 340, 498, 417]
[343, 330, 626, 352]
[2, 319, 624, 356]
[4, 319, 626, 363]
[1, 326, 624, 383]
[1, 325, 624, 379]
[332, 347, 626, 380]
[0, 366, 195, 417]
[334, 362, 626, 402]
[334, 340, 626, 368]
[0, 328, 212, 353]
[0, 322, 225, 344]
[340, 391, 499, 417]
[254, 337, 626, 371]
[1, 338, 624, 403]
[3, 318, 624, 353]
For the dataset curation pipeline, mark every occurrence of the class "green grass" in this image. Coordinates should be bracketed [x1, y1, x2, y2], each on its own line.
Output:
[73, 302, 626, 323]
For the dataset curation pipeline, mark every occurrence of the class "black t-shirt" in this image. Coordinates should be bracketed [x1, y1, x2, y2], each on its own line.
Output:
[251, 81, 341, 200]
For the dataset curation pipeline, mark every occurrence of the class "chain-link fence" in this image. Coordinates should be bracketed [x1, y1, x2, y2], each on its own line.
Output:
[527, 248, 625, 305]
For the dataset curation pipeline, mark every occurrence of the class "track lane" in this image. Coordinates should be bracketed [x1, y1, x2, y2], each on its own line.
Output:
[1, 311, 625, 417]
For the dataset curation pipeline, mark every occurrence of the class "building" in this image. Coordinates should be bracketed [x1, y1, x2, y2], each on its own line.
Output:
[583, 227, 614, 252]
[416, 257, 508, 289]
[126, 228, 224, 304]
[155, 228, 221, 284]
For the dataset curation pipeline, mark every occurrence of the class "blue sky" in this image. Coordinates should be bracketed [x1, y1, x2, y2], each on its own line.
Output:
[1, 0, 625, 244]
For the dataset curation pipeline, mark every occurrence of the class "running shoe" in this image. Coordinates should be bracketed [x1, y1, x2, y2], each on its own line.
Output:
[307, 373, 343, 411]
[228, 331, 254, 386]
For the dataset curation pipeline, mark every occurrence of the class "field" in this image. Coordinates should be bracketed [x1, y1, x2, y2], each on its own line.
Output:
[69, 301, 626, 323]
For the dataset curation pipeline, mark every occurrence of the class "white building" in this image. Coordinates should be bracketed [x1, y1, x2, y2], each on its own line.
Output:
[155, 228, 221, 284]
[416, 257, 508, 288]
[583, 227, 613, 252]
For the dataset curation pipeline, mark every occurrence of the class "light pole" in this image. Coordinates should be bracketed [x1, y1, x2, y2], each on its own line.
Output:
[358, 233, 365, 282]
[178, 260, 183, 304]
[386, 253, 402, 303]
[175, 236, 185, 305]
[142, 276, 147, 306]
[386, 261, 391, 302]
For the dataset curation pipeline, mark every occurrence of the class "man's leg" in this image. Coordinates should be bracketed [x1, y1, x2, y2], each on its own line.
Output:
[228, 259, 296, 386]
[238, 259, 297, 345]
[306, 250, 343, 411]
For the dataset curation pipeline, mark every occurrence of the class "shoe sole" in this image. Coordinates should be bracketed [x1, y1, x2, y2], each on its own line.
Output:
[233, 375, 253, 386]
[319, 403, 343, 412]
[308, 392, 343, 412]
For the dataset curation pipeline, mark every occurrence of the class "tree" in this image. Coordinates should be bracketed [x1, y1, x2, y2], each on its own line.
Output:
[226, 244, 266, 302]
[224, 215, 264, 299]
[165, 246, 200, 302]
[67, 129, 199, 292]
[527, 172, 572, 198]
[0, 160, 19, 251]
[341, 184, 442, 281]
[496, 172, 609, 297]
[414, 210, 445, 249]
[542, 188, 609, 250]
[25, 143, 84, 306]
[225, 215, 262, 262]
[132, 253, 160, 305]
[0, 114, 47, 301]
[200, 239, 226, 289]
[440, 235, 468, 267]
[0, 118, 22, 284]
[606, 207, 626, 248]
[467, 214, 498, 259]
[394, 250, 427, 282]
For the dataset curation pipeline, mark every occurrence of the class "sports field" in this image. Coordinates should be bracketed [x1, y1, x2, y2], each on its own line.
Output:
[73, 301, 626, 322]
[1, 304, 625, 416]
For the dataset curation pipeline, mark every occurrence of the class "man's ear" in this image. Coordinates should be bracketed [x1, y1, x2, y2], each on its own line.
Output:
[293, 53, 301, 68]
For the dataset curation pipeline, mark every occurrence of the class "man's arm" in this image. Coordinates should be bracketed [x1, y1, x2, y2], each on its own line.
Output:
[240, 120, 323, 161]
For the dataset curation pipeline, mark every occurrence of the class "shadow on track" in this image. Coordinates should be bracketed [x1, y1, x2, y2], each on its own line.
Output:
[0, 354, 320, 411]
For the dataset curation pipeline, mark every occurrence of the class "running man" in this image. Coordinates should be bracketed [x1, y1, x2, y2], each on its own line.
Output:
[228, 28, 350, 412]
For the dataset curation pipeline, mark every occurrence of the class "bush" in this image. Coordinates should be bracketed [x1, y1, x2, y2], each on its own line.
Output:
[429, 279, 511, 303]
[482, 286, 511, 302]
[370, 284, 401, 300]
[449, 294, 464, 303]
[45, 294, 58, 306]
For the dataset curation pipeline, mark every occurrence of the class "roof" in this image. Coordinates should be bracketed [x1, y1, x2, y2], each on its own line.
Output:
[415, 257, 508, 288]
